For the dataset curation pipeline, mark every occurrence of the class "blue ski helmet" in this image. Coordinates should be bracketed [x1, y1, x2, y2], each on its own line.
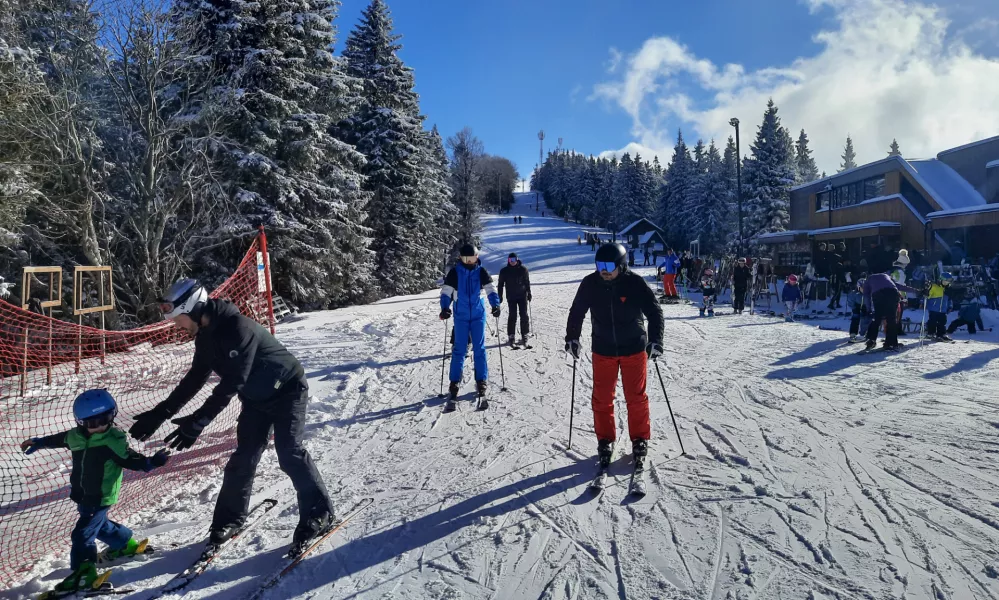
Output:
[940, 272, 954, 285]
[73, 389, 117, 428]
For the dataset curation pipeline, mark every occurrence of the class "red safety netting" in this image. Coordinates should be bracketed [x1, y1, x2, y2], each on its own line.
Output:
[0, 232, 275, 589]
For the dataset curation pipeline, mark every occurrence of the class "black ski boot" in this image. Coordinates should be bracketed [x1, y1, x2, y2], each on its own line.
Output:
[632, 438, 648, 468]
[597, 439, 614, 469]
[475, 380, 488, 410]
[864, 339, 876, 351]
[208, 520, 245, 547]
[445, 381, 459, 412]
[290, 512, 333, 558]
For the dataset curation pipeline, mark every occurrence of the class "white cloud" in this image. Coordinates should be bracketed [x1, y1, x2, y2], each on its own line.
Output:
[592, 0, 999, 173]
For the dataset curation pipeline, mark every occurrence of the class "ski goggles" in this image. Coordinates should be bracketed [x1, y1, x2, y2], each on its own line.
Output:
[596, 261, 618, 273]
[460, 255, 477, 265]
[507, 257, 518, 265]
[77, 410, 116, 429]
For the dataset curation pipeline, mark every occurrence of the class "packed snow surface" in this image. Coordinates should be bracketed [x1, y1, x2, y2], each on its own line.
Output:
[6, 193, 999, 599]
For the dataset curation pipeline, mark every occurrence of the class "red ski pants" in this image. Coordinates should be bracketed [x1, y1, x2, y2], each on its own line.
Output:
[662, 273, 677, 297]
[591, 351, 652, 442]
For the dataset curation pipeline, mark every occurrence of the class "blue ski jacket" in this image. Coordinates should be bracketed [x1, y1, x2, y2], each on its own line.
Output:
[781, 283, 802, 303]
[441, 264, 500, 321]
[659, 254, 680, 275]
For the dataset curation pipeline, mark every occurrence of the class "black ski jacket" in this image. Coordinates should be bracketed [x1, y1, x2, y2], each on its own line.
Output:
[733, 265, 752, 287]
[565, 270, 664, 357]
[159, 299, 306, 419]
[498, 262, 531, 301]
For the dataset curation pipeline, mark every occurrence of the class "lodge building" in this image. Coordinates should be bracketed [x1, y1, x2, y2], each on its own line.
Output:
[757, 134, 999, 271]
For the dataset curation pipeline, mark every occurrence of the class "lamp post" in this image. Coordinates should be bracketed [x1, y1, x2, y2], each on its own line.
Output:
[729, 117, 744, 254]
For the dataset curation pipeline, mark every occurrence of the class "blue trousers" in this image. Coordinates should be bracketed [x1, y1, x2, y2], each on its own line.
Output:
[71, 505, 132, 569]
[449, 316, 488, 382]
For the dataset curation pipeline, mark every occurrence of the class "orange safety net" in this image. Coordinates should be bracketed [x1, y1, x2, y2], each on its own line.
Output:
[0, 233, 275, 589]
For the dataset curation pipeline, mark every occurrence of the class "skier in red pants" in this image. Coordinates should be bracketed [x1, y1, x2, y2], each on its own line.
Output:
[565, 243, 664, 468]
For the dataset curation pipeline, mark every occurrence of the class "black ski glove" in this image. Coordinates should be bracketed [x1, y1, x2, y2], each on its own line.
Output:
[164, 411, 212, 451]
[565, 340, 581, 360]
[646, 342, 663, 361]
[144, 449, 170, 471]
[491, 306, 501, 318]
[129, 405, 174, 441]
[527, 292, 532, 302]
[440, 308, 451, 320]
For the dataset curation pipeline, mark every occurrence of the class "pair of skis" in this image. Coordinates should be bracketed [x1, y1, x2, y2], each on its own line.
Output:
[36, 541, 158, 598]
[589, 459, 647, 497]
[147, 496, 371, 599]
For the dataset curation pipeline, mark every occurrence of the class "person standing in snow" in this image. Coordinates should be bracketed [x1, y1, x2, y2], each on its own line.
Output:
[699, 268, 718, 317]
[782, 275, 803, 321]
[439, 244, 501, 407]
[659, 249, 681, 300]
[498, 252, 532, 347]
[847, 278, 871, 342]
[129, 278, 332, 555]
[732, 258, 751, 314]
[863, 271, 919, 350]
[564, 243, 664, 469]
[924, 272, 953, 341]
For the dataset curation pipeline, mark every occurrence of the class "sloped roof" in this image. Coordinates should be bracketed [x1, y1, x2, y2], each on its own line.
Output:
[638, 230, 665, 245]
[906, 159, 985, 210]
[618, 218, 662, 237]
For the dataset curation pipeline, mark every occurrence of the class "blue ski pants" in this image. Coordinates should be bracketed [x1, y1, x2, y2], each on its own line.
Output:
[71, 504, 132, 569]
[449, 316, 488, 382]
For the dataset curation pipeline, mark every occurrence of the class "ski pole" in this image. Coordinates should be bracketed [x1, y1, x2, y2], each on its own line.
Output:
[438, 320, 448, 398]
[653, 360, 685, 456]
[528, 300, 534, 338]
[495, 316, 507, 391]
[568, 356, 577, 451]
[919, 295, 927, 347]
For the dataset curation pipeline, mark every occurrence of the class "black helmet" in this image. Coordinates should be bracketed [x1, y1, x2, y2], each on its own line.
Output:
[595, 243, 628, 272]
[459, 244, 478, 257]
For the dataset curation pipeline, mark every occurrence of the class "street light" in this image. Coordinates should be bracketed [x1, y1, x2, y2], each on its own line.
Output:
[729, 117, 744, 254]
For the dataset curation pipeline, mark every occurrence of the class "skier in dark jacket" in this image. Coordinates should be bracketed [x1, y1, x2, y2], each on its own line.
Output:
[565, 243, 664, 470]
[498, 252, 532, 346]
[128, 278, 331, 554]
[862, 272, 919, 351]
[732, 258, 751, 314]
[21, 390, 168, 594]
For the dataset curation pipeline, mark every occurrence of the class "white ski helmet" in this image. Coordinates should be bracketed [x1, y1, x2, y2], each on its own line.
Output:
[159, 278, 208, 321]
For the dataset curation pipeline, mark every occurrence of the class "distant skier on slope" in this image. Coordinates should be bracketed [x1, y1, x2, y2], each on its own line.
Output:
[128, 278, 333, 555]
[439, 244, 501, 409]
[732, 258, 751, 314]
[699, 268, 717, 317]
[659, 248, 681, 301]
[498, 252, 532, 347]
[564, 243, 664, 472]
[21, 390, 168, 596]
[782, 274, 802, 322]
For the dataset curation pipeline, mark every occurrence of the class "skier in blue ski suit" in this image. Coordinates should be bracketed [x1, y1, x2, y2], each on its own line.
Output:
[440, 244, 501, 400]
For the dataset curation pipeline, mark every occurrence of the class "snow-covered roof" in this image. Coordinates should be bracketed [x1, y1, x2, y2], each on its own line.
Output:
[935, 134, 999, 157]
[638, 230, 665, 245]
[790, 156, 898, 193]
[987, 159, 999, 169]
[905, 159, 985, 210]
[854, 193, 929, 224]
[927, 203, 999, 218]
[809, 222, 900, 236]
[755, 230, 809, 242]
[617, 218, 662, 237]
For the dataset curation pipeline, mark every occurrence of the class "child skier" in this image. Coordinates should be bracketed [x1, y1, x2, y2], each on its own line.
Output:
[925, 272, 953, 341]
[20, 390, 168, 596]
[847, 278, 872, 342]
[699, 268, 717, 317]
[947, 290, 983, 335]
[440, 244, 501, 411]
[782, 274, 802, 322]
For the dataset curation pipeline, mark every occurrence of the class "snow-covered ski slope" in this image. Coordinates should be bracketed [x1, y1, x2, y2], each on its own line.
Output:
[7, 192, 999, 599]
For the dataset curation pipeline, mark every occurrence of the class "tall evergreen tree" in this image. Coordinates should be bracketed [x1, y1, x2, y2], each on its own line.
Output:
[691, 141, 729, 254]
[840, 135, 858, 172]
[722, 136, 741, 248]
[888, 138, 901, 156]
[423, 125, 458, 275]
[343, 0, 440, 297]
[658, 130, 695, 246]
[743, 99, 795, 237]
[795, 129, 820, 183]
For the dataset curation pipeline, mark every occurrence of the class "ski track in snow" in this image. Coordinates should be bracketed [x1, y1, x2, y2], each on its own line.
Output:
[6, 194, 999, 599]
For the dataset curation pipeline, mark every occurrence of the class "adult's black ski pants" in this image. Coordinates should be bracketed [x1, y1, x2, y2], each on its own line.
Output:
[212, 378, 331, 529]
[507, 296, 530, 336]
[865, 289, 899, 347]
[733, 285, 748, 311]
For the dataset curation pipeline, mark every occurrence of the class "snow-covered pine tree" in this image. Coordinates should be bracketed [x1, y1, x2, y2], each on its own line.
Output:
[343, 0, 441, 297]
[743, 99, 795, 237]
[447, 127, 484, 247]
[596, 157, 616, 229]
[658, 131, 695, 247]
[611, 152, 638, 230]
[722, 136, 740, 245]
[692, 141, 729, 254]
[178, 0, 374, 307]
[839, 135, 858, 172]
[888, 138, 901, 156]
[795, 129, 819, 184]
[423, 125, 459, 276]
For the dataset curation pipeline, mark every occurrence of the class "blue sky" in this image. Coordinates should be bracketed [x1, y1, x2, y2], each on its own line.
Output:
[337, 0, 999, 178]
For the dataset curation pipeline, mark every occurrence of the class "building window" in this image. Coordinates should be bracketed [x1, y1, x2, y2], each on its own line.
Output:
[817, 191, 829, 211]
[864, 176, 885, 200]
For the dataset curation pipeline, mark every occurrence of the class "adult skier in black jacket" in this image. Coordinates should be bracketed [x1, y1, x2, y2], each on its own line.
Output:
[565, 243, 664, 467]
[129, 279, 332, 553]
[498, 252, 532, 346]
[732, 258, 752, 313]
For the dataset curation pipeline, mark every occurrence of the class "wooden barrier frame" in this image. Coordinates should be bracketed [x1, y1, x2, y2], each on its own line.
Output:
[19, 266, 62, 393]
[73, 266, 114, 369]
